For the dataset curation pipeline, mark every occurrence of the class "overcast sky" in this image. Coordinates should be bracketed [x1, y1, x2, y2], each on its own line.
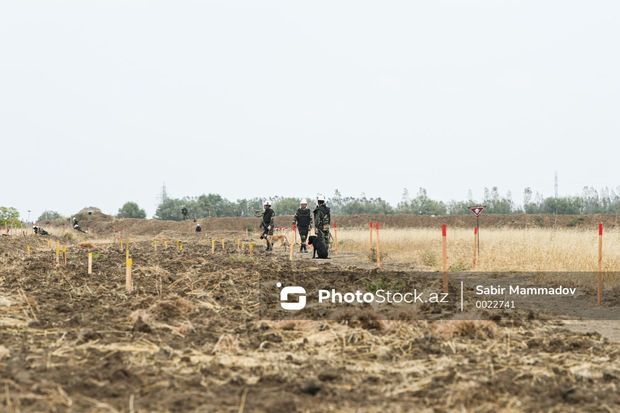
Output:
[1, 1, 618, 220]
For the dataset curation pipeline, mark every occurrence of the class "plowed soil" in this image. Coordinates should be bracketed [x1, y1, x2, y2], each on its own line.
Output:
[1, 235, 619, 412]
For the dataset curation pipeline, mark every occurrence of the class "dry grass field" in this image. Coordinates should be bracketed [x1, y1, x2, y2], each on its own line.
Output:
[337, 227, 620, 272]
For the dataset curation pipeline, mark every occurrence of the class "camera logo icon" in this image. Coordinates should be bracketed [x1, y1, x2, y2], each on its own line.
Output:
[276, 282, 306, 311]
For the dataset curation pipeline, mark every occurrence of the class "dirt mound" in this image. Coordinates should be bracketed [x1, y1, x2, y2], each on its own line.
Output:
[72, 207, 112, 223]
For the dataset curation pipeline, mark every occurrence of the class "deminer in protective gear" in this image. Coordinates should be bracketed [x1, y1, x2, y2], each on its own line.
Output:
[72, 217, 87, 233]
[258, 200, 275, 251]
[293, 199, 312, 253]
[33, 225, 49, 236]
[313, 195, 331, 250]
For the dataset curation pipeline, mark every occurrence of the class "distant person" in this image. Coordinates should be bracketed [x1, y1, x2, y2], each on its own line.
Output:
[72, 217, 87, 233]
[293, 199, 312, 253]
[181, 207, 189, 220]
[33, 225, 49, 236]
[313, 195, 331, 251]
[195, 223, 202, 233]
[257, 200, 275, 251]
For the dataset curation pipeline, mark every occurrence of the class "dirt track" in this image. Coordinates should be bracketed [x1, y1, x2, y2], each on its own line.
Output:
[1, 234, 619, 412]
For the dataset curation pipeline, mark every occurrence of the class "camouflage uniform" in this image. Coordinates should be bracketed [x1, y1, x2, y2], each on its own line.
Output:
[293, 207, 312, 252]
[313, 203, 331, 250]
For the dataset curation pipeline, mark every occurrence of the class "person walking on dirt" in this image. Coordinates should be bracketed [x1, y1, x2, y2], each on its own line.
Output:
[313, 195, 331, 251]
[293, 199, 312, 253]
[258, 200, 275, 251]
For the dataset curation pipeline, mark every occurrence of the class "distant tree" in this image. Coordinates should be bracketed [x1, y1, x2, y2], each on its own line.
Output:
[330, 189, 344, 214]
[155, 198, 187, 220]
[0, 207, 21, 228]
[117, 202, 147, 219]
[195, 194, 237, 217]
[542, 197, 583, 214]
[398, 188, 446, 215]
[272, 197, 301, 215]
[401, 188, 410, 204]
[234, 198, 264, 216]
[447, 200, 472, 215]
[523, 187, 533, 209]
[37, 210, 63, 222]
[482, 187, 514, 214]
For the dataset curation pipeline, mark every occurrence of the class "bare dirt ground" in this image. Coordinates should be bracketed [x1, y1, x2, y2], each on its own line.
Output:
[1, 233, 619, 412]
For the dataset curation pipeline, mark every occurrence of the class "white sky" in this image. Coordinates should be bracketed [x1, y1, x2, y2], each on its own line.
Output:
[1, 1, 618, 219]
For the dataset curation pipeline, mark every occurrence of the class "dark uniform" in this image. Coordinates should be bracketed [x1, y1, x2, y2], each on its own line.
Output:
[72, 217, 86, 233]
[260, 206, 275, 250]
[33, 225, 49, 235]
[293, 207, 312, 252]
[313, 203, 331, 250]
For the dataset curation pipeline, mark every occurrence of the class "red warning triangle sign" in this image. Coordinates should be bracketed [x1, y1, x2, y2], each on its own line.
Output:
[469, 206, 485, 217]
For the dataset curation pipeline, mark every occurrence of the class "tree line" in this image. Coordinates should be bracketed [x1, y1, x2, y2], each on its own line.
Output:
[152, 186, 620, 220]
[4, 186, 620, 227]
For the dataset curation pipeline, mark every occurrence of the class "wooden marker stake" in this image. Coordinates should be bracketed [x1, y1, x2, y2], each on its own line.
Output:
[55, 243, 60, 265]
[598, 223, 603, 305]
[442, 224, 448, 293]
[126, 257, 133, 293]
[221, 239, 225, 250]
[375, 222, 381, 267]
[211, 239, 216, 254]
[63, 246, 67, 266]
[249, 242, 254, 256]
[88, 252, 93, 274]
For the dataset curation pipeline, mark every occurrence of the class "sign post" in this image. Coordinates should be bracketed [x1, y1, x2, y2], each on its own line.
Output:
[469, 206, 486, 260]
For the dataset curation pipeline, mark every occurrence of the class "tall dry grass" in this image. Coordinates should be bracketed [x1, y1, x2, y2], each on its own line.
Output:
[337, 227, 620, 272]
